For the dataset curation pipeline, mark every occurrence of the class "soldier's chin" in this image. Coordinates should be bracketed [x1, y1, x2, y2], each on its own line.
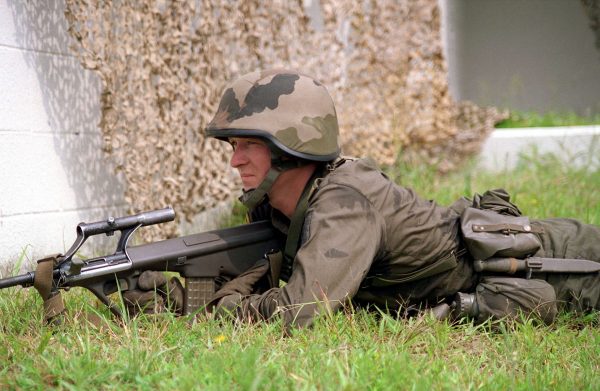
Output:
[242, 186, 256, 193]
[241, 181, 256, 191]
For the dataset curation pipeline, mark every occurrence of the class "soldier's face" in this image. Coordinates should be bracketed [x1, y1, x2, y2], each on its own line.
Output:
[229, 137, 272, 190]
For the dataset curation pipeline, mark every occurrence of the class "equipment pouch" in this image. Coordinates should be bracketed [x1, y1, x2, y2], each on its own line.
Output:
[461, 207, 543, 261]
[475, 277, 557, 325]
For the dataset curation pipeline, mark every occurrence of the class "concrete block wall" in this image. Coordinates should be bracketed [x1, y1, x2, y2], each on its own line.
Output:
[0, 1, 127, 272]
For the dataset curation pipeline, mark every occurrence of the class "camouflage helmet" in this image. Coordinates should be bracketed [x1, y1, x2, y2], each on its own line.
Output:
[206, 69, 340, 162]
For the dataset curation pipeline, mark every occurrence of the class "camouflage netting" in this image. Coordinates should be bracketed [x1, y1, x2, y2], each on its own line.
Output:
[64, 0, 506, 240]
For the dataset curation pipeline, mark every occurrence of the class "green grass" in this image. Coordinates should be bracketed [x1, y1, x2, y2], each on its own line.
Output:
[386, 148, 600, 225]
[218, 200, 249, 228]
[1, 150, 600, 390]
[495, 110, 600, 128]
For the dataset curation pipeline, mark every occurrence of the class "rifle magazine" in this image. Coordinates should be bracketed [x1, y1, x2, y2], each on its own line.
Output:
[185, 277, 215, 316]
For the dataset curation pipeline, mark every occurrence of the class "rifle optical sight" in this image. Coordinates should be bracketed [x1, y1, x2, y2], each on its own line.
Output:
[78, 207, 175, 237]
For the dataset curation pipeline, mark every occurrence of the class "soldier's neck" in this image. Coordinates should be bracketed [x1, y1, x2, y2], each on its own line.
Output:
[269, 164, 317, 219]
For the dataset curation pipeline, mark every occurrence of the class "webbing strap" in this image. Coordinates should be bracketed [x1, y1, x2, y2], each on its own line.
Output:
[239, 168, 282, 210]
[240, 155, 311, 211]
[33, 254, 65, 324]
[283, 174, 319, 265]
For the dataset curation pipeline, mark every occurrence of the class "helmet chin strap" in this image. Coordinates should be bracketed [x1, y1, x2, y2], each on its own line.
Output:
[238, 167, 281, 210]
[238, 158, 305, 210]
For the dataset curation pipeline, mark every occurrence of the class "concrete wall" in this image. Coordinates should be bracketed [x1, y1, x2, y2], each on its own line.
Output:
[479, 125, 600, 171]
[0, 1, 128, 272]
[441, 0, 600, 115]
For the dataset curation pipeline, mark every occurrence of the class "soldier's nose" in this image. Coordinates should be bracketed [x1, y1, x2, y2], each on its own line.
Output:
[230, 148, 247, 168]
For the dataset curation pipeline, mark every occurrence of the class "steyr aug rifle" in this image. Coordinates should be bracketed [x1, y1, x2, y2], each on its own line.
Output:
[0, 207, 280, 321]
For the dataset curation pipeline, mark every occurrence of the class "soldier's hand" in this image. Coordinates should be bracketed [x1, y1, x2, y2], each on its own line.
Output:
[122, 271, 184, 317]
[208, 259, 270, 308]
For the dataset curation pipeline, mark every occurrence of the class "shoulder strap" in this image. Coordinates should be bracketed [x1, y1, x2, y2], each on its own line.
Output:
[281, 160, 347, 279]
[280, 172, 322, 280]
[283, 178, 316, 260]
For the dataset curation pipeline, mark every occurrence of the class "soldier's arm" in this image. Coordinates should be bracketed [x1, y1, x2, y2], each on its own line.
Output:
[214, 183, 385, 329]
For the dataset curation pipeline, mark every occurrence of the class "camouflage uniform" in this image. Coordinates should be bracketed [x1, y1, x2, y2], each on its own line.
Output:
[224, 157, 477, 327]
[206, 69, 600, 329]
[532, 218, 600, 312]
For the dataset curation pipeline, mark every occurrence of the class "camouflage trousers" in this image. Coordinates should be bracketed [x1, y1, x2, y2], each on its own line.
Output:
[355, 218, 600, 321]
[532, 218, 600, 312]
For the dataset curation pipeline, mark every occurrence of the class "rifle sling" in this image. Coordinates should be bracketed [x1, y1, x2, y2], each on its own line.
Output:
[33, 254, 65, 324]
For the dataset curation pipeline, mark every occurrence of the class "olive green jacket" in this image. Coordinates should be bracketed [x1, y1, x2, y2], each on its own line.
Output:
[217, 158, 476, 327]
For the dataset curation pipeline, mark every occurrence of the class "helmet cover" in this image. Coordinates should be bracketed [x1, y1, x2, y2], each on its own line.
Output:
[206, 69, 340, 161]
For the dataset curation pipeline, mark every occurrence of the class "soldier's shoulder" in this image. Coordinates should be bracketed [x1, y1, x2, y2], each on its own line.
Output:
[311, 158, 388, 205]
[323, 157, 384, 185]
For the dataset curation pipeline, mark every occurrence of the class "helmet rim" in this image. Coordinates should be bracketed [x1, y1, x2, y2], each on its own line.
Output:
[206, 127, 340, 162]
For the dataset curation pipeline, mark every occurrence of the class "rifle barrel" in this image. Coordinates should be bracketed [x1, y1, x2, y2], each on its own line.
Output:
[0, 272, 35, 289]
